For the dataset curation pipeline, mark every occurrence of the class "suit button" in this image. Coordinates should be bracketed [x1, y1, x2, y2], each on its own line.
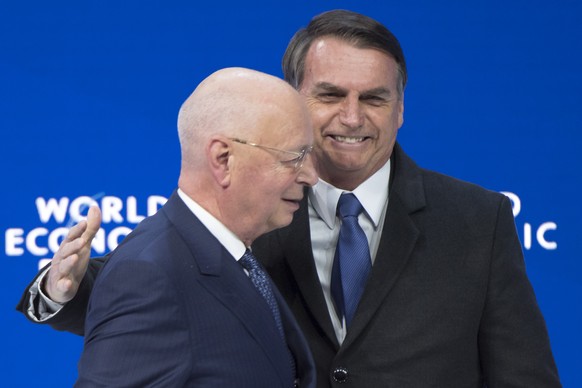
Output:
[332, 367, 348, 383]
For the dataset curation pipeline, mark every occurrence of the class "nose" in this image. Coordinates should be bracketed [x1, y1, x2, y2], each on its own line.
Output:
[296, 153, 318, 187]
[339, 95, 364, 128]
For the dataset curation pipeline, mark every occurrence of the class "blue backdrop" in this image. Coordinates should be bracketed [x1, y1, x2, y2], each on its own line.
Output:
[2, 1, 580, 386]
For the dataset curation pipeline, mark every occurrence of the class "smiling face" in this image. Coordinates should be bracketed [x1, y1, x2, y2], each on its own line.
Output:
[299, 37, 404, 190]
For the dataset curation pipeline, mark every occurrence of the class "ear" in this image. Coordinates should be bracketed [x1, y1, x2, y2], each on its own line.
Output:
[397, 96, 405, 129]
[207, 136, 232, 188]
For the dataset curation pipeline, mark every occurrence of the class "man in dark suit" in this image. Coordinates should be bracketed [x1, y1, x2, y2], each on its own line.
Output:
[18, 10, 560, 387]
[43, 67, 318, 387]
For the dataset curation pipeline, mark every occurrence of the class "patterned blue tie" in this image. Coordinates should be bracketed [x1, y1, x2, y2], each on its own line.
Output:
[331, 193, 372, 328]
[239, 249, 285, 339]
[239, 249, 296, 376]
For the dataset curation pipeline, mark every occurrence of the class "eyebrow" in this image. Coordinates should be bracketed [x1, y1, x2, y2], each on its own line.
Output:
[313, 82, 346, 94]
[313, 82, 392, 98]
[361, 87, 392, 98]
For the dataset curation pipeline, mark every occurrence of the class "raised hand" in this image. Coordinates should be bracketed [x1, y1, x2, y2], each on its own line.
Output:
[43, 206, 102, 303]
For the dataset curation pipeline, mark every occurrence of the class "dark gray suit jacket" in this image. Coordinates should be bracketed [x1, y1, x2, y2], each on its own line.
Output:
[253, 143, 561, 387]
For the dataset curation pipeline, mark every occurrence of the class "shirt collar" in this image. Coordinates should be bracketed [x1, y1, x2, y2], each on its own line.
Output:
[177, 188, 246, 261]
[309, 159, 391, 229]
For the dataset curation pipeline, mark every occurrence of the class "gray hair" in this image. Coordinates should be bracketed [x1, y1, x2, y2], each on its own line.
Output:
[282, 10, 407, 97]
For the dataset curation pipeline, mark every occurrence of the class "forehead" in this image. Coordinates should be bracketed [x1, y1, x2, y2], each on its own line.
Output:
[257, 99, 313, 145]
[302, 37, 399, 91]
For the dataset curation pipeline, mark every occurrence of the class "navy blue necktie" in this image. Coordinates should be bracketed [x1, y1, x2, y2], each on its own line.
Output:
[331, 193, 372, 328]
[239, 249, 285, 339]
[239, 249, 296, 376]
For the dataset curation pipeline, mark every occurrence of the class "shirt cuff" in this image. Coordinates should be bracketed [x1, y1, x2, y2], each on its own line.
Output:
[27, 267, 66, 322]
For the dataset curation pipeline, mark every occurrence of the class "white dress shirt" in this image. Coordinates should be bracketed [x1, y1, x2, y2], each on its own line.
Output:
[308, 160, 391, 344]
[177, 189, 246, 261]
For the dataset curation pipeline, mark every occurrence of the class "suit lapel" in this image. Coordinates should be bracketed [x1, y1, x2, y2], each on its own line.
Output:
[161, 192, 293, 385]
[274, 144, 427, 349]
[196, 258, 293, 384]
[274, 285, 317, 388]
[278, 197, 340, 348]
[342, 143, 426, 347]
[274, 144, 426, 350]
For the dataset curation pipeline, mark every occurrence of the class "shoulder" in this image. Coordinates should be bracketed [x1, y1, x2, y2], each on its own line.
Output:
[393, 143, 508, 215]
[96, 209, 193, 291]
[392, 145, 513, 235]
[421, 168, 506, 208]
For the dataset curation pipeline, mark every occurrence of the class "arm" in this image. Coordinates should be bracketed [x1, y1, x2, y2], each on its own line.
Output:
[479, 196, 561, 386]
[15, 206, 106, 335]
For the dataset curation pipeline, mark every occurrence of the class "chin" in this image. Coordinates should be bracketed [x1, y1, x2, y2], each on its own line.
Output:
[329, 158, 367, 173]
[273, 215, 294, 230]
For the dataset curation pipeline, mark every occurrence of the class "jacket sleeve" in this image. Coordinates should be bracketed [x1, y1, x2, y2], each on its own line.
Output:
[15, 255, 109, 336]
[478, 196, 561, 387]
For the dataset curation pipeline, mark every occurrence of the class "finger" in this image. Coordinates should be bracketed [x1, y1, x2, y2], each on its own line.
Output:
[45, 206, 101, 303]
[47, 253, 84, 303]
[56, 278, 74, 294]
[53, 237, 86, 264]
[54, 207, 100, 261]
[55, 253, 80, 276]
[83, 206, 102, 241]
[58, 220, 88, 248]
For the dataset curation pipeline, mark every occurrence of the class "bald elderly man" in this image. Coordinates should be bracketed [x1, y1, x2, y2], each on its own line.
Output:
[71, 68, 317, 387]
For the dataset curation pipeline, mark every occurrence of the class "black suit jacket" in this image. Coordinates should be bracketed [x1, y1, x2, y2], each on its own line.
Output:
[253, 143, 560, 387]
[17, 144, 559, 387]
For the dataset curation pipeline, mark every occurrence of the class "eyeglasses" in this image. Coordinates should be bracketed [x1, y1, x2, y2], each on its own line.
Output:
[229, 138, 313, 171]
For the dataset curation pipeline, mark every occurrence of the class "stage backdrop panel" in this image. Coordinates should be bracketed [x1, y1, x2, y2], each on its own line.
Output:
[1, 1, 580, 386]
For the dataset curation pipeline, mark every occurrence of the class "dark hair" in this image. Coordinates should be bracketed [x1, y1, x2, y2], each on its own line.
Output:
[282, 9, 407, 97]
